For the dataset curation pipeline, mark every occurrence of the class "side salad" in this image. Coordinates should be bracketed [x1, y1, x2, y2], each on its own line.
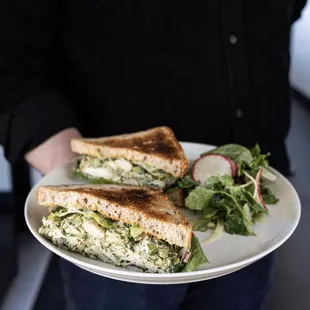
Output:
[167, 144, 279, 237]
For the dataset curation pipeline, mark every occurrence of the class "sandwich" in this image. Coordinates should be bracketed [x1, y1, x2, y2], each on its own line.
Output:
[71, 126, 188, 189]
[37, 184, 208, 273]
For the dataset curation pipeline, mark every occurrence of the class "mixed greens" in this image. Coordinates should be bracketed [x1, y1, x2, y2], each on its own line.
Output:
[169, 144, 278, 238]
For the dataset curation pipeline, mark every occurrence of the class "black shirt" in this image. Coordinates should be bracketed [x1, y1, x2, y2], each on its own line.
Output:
[0, 0, 307, 174]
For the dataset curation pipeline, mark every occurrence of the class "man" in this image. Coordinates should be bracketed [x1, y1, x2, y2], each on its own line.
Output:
[0, 0, 307, 309]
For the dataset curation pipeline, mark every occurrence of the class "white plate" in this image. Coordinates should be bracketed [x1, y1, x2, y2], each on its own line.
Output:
[25, 142, 301, 284]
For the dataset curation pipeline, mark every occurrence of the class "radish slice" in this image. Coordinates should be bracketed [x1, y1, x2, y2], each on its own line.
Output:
[227, 158, 238, 177]
[255, 168, 268, 211]
[192, 155, 233, 184]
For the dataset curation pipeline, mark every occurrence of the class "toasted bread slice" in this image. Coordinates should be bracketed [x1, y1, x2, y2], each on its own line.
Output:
[71, 127, 188, 178]
[37, 184, 192, 249]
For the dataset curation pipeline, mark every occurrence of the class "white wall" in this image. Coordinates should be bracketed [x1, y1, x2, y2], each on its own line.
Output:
[290, 1, 310, 99]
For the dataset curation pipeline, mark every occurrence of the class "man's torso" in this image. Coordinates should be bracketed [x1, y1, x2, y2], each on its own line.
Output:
[46, 0, 294, 152]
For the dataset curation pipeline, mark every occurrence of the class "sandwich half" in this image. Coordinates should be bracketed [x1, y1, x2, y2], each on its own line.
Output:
[37, 184, 207, 273]
[71, 126, 188, 189]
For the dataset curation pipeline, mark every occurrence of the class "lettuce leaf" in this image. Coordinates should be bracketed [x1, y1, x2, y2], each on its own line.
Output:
[89, 211, 115, 229]
[182, 235, 208, 272]
[51, 207, 115, 229]
[185, 187, 215, 210]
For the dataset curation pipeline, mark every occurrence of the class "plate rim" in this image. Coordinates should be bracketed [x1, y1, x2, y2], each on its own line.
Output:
[24, 141, 301, 281]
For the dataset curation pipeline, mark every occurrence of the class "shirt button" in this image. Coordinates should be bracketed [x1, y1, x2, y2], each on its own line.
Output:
[229, 34, 238, 44]
[236, 109, 243, 118]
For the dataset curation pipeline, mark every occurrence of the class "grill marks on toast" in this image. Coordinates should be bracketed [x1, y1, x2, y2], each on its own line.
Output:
[37, 184, 192, 248]
[71, 126, 188, 178]
[90, 130, 181, 159]
[56, 186, 184, 224]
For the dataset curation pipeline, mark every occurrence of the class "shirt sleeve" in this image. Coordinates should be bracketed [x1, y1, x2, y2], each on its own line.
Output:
[0, 0, 80, 163]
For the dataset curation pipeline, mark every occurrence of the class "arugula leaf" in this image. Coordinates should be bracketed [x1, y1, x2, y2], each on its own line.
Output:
[182, 235, 208, 272]
[205, 176, 253, 224]
[261, 186, 279, 204]
[192, 219, 211, 232]
[205, 175, 233, 190]
[208, 195, 235, 218]
[224, 211, 248, 235]
[249, 144, 270, 173]
[203, 206, 221, 219]
[185, 187, 215, 210]
[176, 174, 197, 189]
[240, 189, 268, 215]
[251, 144, 263, 158]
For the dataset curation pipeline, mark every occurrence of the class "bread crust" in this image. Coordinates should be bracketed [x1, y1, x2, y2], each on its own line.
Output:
[37, 184, 192, 249]
[71, 127, 188, 178]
